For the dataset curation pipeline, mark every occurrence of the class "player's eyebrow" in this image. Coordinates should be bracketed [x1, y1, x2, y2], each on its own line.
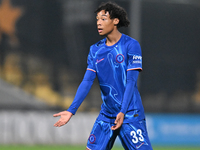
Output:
[96, 14, 108, 18]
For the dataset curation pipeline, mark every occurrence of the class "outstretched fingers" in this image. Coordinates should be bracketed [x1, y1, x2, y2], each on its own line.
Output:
[53, 111, 73, 127]
[53, 112, 61, 117]
[54, 120, 65, 127]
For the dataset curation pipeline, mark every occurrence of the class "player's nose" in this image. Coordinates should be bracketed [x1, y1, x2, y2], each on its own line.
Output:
[97, 20, 102, 26]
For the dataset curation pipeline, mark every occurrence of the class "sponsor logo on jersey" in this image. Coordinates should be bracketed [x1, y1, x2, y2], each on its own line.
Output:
[89, 134, 96, 144]
[132, 55, 142, 64]
[116, 54, 125, 63]
[133, 55, 142, 60]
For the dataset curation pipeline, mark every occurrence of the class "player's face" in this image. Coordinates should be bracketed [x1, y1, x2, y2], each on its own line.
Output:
[96, 10, 117, 36]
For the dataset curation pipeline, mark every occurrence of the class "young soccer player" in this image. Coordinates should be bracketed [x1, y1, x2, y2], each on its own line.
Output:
[53, 2, 153, 150]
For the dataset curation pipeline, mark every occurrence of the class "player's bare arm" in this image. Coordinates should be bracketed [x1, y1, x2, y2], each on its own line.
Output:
[53, 111, 73, 127]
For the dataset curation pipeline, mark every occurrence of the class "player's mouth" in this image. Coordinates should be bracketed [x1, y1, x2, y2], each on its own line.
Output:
[98, 28, 103, 33]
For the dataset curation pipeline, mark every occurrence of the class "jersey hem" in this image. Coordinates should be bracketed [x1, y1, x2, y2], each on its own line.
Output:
[127, 68, 142, 71]
[87, 68, 96, 73]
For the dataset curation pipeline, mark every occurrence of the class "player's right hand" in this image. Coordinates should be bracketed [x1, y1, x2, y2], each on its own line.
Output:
[53, 111, 73, 127]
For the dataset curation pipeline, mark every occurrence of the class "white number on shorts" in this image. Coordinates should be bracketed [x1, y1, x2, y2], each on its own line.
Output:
[130, 129, 144, 144]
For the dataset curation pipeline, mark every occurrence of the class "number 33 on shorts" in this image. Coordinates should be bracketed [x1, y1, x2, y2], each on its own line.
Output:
[130, 129, 144, 144]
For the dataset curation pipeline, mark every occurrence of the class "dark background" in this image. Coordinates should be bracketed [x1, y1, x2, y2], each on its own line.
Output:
[0, 0, 200, 113]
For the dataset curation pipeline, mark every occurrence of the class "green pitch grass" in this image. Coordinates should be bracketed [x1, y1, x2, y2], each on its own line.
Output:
[0, 145, 200, 150]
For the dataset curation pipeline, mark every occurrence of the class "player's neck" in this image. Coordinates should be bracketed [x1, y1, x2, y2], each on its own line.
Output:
[106, 30, 122, 46]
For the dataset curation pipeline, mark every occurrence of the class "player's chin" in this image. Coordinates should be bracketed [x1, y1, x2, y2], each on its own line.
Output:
[98, 32, 106, 36]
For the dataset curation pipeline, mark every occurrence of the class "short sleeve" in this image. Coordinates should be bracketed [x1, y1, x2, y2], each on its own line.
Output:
[127, 40, 142, 71]
[87, 46, 96, 73]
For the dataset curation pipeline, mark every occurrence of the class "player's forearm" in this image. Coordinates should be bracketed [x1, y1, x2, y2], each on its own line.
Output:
[67, 80, 93, 114]
[67, 70, 96, 115]
[120, 70, 139, 114]
[120, 79, 135, 114]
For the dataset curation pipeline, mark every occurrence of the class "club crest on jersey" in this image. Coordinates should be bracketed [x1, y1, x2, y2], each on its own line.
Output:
[89, 134, 96, 144]
[116, 54, 124, 63]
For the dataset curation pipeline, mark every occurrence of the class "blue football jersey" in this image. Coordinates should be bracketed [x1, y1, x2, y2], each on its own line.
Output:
[87, 34, 145, 123]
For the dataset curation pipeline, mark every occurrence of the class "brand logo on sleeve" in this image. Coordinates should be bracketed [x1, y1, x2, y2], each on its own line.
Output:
[116, 54, 125, 63]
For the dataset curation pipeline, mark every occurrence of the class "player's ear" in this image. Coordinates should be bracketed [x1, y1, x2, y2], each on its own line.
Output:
[113, 18, 119, 26]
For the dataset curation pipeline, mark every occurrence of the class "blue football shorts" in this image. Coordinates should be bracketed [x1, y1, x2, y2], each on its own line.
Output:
[86, 118, 153, 150]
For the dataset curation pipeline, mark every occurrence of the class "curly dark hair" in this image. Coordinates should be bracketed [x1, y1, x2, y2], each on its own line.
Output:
[95, 1, 130, 28]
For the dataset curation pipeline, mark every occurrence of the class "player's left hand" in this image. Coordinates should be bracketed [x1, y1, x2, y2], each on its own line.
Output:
[111, 112, 124, 130]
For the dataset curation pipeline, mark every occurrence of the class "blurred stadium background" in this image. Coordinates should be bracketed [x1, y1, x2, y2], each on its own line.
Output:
[0, 0, 200, 149]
